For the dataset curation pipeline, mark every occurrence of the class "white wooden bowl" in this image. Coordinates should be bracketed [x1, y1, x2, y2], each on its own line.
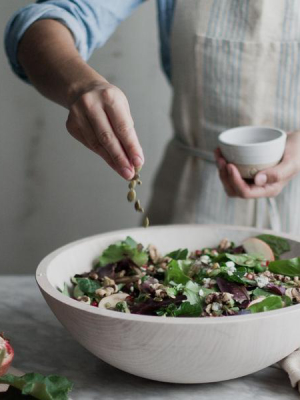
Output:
[36, 225, 300, 384]
[218, 126, 286, 178]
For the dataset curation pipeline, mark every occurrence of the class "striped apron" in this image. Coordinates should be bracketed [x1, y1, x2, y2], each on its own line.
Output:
[147, 0, 300, 235]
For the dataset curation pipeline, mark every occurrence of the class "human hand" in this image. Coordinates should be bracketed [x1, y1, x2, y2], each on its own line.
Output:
[66, 80, 144, 180]
[214, 131, 300, 199]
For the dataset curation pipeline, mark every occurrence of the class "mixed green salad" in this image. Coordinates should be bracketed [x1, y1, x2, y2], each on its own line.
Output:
[61, 234, 300, 317]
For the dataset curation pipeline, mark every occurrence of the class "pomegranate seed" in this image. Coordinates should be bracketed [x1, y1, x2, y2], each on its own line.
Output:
[195, 250, 202, 256]
[91, 301, 98, 307]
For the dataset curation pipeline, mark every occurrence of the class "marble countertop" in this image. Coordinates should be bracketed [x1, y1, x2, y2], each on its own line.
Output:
[0, 275, 299, 400]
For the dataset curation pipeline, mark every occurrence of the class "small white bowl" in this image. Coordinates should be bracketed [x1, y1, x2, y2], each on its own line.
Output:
[36, 225, 300, 384]
[218, 126, 287, 178]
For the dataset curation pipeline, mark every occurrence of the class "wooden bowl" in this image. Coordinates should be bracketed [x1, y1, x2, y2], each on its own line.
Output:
[36, 225, 300, 383]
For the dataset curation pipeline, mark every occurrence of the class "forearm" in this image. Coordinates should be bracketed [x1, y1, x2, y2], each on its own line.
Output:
[18, 19, 106, 108]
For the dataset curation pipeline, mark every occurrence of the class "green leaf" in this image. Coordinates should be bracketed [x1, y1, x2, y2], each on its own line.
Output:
[198, 286, 215, 297]
[226, 253, 263, 267]
[252, 288, 273, 298]
[59, 283, 70, 298]
[123, 236, 138, 248]
[164, 260, 190, 285]
[269, 258, 300, 277]
[174, 301, 202, 317]
[98, 238, 148, 267]
[183, 281, 201, 305]
[76, 278, 101, 295]
[73, 284, 84, 299]
[166, 249, 188, 260]
[257, 234, 290, 259]
[249, 296, 283, 313]
[0, 373, 73, 400]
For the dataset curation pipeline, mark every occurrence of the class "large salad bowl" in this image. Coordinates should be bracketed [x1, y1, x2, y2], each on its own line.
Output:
[36, 225, 300, 383]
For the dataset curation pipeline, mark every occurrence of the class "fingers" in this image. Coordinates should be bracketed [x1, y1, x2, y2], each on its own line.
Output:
[86, 107, 134, 179]
[66, 83, 146, 180]
[214, 149, 237, 197]
[214, 148, 283, 199]
[103, 89, 144, 169]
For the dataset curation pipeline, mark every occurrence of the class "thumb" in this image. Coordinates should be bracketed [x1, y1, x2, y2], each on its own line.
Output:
[254, 160, 294, 186]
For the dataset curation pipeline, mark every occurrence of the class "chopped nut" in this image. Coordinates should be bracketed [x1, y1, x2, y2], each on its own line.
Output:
[212, 262, 220, 270]
[219, 238, 232, 250]
[103, 276, 115, 287]
[211, 250, 219, 257]
[286, 288, 300, 303]
[78, 295, 91, 304]
[89, 272, 99, 280]
[96, 286, 117, 298]
[148, 244, 160, 263]
[284, 276, 291, 283]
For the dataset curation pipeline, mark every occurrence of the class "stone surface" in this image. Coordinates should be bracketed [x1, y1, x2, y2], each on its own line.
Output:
[0, 276, 299, 399]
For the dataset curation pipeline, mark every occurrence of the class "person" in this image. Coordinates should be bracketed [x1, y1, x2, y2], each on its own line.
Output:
[5, 0, 300, 234]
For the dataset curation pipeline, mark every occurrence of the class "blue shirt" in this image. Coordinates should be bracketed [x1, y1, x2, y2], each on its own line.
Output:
[4, 0, 176, 82]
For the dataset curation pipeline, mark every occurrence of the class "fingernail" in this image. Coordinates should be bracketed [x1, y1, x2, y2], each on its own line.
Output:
[255, 174, 267, 186]
[121, 167, 133, 180]
[132, 156, 143, 168]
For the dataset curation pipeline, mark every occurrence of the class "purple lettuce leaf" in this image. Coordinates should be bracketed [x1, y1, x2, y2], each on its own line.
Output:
[216, 277, 250, 304]
[129, 295, 186, 315]
[266, 283, 286, 296]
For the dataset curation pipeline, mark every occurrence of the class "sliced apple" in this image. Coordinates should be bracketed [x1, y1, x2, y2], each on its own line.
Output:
[242, 237, 275, 261]
[98, 292, 129, 310]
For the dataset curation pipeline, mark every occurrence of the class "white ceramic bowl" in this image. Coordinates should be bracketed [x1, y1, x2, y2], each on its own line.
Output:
[36, 225, 300, 384]
[218, 126, 287, 178]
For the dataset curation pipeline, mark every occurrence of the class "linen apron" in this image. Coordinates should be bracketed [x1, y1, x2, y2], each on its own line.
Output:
[147, 0, 300, 235]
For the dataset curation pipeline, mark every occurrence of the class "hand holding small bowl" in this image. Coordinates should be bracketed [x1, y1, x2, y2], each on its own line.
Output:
[215, 126, 300, 199]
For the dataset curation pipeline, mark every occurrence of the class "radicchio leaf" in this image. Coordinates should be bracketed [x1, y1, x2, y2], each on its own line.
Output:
[129, 295, 186, 315]
[266, 283, 286, 296]
[216, 277, 250, 304]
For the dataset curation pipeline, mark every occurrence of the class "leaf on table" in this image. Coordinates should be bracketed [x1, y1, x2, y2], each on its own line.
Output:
[0, 373, 73, 400]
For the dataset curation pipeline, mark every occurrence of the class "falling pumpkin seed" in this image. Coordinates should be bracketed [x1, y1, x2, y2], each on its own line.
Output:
[129, 180, 137, 189]
[143, 217, 149, 228]
[127, 189, 136, 202]
[137, 179, 142, 185]
[135, 200, 141, 211]
[133, 173, 140, 180]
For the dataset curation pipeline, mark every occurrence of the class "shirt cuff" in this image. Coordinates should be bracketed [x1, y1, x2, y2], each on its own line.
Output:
[4, 5, 88, 83]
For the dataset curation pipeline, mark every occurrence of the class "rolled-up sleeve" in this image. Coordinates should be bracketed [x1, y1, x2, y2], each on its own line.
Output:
[4, 0, 144, 82]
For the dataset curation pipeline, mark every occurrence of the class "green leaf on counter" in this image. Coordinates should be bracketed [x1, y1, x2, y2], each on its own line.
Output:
[98, 237, 148, 267]
[248, 296, 283, 313]
[166, 249, 188, 260]
[76, 278, 101, 295]
[269, 258, 300, 277]
[256, 234, 290, 259]
[0, 373, 73, 400]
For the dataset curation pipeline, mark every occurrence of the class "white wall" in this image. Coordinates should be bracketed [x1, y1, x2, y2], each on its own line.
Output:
[0, 1, 172, 274]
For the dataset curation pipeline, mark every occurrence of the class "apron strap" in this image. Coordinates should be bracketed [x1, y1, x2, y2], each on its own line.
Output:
[171, 137, 282, 231]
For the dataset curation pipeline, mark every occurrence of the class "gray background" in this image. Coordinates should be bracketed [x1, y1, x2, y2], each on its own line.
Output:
[1, 1, 172, 274]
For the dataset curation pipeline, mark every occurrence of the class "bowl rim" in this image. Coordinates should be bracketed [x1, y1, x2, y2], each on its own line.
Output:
[36, 224, 300, 325]
[218, 126, 286, 147]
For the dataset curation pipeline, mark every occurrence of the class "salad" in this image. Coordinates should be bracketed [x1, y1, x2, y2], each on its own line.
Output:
[61, 234, 300, 317]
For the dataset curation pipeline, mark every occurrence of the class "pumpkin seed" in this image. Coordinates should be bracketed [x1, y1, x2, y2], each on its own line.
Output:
[129, 180, 137, 189]
[135, 200, 141, 211]
[133, 173, 140, 180]
[137, 179, 142, 185]
[127, 189, 136, 202]
[143, 217, 149, 228]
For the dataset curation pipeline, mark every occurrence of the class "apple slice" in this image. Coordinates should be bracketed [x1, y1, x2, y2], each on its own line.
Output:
[242, 237, 275, 261]
[0, 335, 14, 377]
